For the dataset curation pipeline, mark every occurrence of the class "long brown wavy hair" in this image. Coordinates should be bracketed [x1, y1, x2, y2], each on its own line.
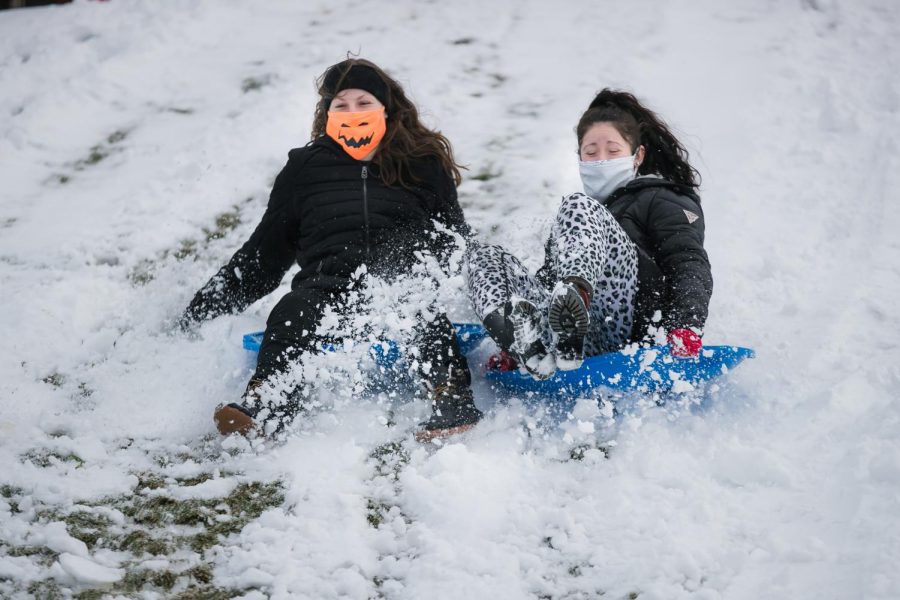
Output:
[311, 58, 463, 189]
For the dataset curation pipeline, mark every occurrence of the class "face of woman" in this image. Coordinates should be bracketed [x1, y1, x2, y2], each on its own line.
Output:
[329, 89, 383, 112]
[579, 122, 644, 163]
[327, 89, 386, 161]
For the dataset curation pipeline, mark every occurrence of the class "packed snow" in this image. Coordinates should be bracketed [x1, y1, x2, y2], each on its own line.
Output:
[1, 0, 899, 598]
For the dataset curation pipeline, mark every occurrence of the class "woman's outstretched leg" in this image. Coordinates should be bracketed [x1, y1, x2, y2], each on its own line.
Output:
[214, 287, 338, 436]
[464, 242, 555, 378]
[546, 193, 638, 365]
[410, 313, 483, 441]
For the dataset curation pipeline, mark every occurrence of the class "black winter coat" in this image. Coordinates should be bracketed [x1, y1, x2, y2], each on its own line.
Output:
[603, 177, 712, 340]
[182, 136, 468, 324]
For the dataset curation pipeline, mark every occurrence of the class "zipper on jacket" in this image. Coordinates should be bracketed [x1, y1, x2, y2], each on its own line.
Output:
[361, 165, 370, 256]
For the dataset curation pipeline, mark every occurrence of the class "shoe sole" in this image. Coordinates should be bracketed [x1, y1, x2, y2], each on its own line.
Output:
[508, 300, 555, 379]
[214, 405, 257, 436]
[548, 286, 590, 337]
[548, 284, 589, 370]
[414, 421, 477, 443]
[509, 300, 542, 353]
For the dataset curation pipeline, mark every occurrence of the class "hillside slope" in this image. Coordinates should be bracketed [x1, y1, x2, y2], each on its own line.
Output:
[1, 1, 898, 598]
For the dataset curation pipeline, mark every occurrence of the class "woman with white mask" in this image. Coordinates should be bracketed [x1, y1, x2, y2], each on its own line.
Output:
[465, 89, 712, 378]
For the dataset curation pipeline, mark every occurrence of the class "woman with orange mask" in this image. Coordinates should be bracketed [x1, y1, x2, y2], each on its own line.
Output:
[180, 59, 481, 441]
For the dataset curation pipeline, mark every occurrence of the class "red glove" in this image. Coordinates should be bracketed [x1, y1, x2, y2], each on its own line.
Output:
[667, 328, 702, 358]
[487, 350, 518, 371]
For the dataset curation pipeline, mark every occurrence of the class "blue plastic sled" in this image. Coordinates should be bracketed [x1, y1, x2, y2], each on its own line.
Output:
[242, 323, 754, 396]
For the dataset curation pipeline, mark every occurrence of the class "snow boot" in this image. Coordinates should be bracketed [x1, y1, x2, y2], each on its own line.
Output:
[213, 379, 261, 436]
[415, 372, 483, 442]
[483, 300, 556, 380]
[548, 279, 592, 370]
[213, 404, 256, 436]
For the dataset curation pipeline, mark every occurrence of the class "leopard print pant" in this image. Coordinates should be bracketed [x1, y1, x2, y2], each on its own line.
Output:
[465, 193, 639, 355]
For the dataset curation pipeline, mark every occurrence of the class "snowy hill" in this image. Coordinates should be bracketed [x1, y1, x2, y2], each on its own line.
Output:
[1, 0, 899, 598]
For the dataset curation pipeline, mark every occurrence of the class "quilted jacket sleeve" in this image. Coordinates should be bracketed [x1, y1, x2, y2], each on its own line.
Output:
[180, 151, 304, 328]
[645, 190, 713, 331]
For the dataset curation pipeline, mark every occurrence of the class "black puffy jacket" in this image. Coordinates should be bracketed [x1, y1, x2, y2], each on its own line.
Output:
[601, 177, 713, 340]
[182, 136, 469, 323]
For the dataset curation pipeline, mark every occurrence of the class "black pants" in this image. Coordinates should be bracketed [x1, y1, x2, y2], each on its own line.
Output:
[255, 283, 470, 389]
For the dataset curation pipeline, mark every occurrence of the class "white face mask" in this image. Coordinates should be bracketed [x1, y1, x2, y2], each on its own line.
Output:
[579, 154, 637, 200]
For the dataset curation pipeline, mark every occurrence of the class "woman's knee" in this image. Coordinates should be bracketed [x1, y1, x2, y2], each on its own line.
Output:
[557, 192, 614, 223]
[465, 242, 505, 268]
[264, 289, 333, 343]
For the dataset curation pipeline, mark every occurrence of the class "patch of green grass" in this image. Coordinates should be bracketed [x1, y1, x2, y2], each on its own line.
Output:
[27, 579, 65, 599]
[6, 444, 284, 598]
[365, 442, 411, 529]
[41, 372, 67, 388]
[366, 498, 391, 528]
[1, 484, 23, 498]
[118, 529, 172, 556]
[128, 258, 157, 286]
[107, 129, 128, 145]
[31, 508, 114, 550]
[9, 545, 59, 567]
[470, 163, 502, 182]
[241, 75, 272, 93]
[173, 239, 199, 261]
[177, 472, 215, 487]
[372, 575, 386, 598]
[120, 481, 284, 554]
[202, 208, 242, 243]
[173, 587, 244, 600]
[136, 471, 167, 491]
[22, 450, 84, 469]
[80, 145, 108, 167]
[129, 195, 248, 286]
[369, 441, 410, 479]
[125, 495, 209, 527]
[186, 564, 214, 585]
[4, 498, 21, 514]
[64, 511, 114, 549]
[226, 481, 284, 518]
[57, 129, 130, 183]
[120, 568, 179, 592]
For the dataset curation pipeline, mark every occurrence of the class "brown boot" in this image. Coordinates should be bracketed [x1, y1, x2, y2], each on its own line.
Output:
[213, 380, 261, 436]
[415, 374, 483, 443]
[213, 404, 256, 436]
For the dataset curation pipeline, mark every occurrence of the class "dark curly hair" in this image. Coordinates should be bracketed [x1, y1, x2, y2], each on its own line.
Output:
[577, 89, 700, 188]
[310, 57, 463, 189]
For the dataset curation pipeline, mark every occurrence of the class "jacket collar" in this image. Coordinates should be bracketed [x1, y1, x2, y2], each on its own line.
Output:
[312, 135, 371, 164]
[604, 175, 701, 204]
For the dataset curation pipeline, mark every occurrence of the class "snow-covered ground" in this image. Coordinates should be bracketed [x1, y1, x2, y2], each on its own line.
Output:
[2, 0, 899, 598]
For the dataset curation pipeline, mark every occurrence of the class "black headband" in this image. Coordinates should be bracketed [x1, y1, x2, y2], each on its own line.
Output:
[322, 61, 390, 109]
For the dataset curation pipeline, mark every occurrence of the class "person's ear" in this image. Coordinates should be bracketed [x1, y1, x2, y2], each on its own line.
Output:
[635, 145, 646, 167]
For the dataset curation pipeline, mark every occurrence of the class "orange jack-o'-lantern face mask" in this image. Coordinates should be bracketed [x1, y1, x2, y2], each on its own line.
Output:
[326, 107, 387, 160]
